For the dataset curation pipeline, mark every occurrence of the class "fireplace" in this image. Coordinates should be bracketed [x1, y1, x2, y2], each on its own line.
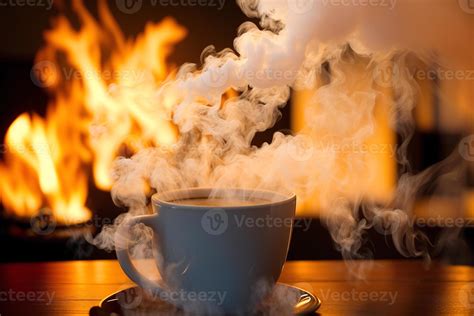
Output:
[0, 0, 473, 265]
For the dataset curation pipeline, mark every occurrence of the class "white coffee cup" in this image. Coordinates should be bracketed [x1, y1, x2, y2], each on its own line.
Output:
[115, 188, 296, 313]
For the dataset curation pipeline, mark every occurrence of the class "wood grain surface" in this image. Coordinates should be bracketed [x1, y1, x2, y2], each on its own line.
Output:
[0, 259, 473, 315]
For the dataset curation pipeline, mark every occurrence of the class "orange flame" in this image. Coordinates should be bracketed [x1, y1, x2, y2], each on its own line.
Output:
[0, 0, 186, 224]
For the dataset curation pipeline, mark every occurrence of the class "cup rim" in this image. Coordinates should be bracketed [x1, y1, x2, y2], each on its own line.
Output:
[151, 187, 296, 209]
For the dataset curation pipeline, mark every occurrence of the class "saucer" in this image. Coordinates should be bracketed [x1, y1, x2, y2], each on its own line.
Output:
[93, 283, 321, 315]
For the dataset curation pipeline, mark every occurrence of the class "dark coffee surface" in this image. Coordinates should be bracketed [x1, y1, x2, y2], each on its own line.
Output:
[172, 198, 269, 206]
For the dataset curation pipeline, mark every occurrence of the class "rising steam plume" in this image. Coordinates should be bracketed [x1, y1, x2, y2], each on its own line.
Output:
[91, 0, 473, 275]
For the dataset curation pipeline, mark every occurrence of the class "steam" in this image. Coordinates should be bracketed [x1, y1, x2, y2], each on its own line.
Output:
[90, 0, 473, 279]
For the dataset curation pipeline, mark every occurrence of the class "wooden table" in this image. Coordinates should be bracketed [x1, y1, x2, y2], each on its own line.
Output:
[0, 259, 473, 315]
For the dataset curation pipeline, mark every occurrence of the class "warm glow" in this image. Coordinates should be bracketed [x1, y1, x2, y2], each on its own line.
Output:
[292, 59, 397, 215]
[0, 1, 186, 224]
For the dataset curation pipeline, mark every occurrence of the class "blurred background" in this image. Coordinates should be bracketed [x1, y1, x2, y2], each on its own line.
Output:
[0, 0, 473, 263]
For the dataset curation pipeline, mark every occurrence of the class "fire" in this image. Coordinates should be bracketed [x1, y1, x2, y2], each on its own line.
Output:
[0, 0, 186, 224]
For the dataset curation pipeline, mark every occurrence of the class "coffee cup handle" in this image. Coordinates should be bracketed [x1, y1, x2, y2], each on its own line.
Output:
[115, 214, 163, 292]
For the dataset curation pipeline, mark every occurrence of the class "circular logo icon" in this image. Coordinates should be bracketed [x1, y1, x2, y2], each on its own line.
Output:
[459, 283, 474, 309]
[30, 208, 57, 235]
[373, 61, 400, 88]
[372, 211, 403, 236]
[30, 60, 58, 88]
[201, 208, 228, 235]
[287, 134, 314, 162]
[116, 0, 142, 14]
[459, 135, 474, 162]
[116, 285, 144, 309]
[88, 122, 108, 139]
[293, 282, 314, 294]
[458, 0, 474, 14]
[202, 66, 228, 89]
[287, 0, 314, 14]
[66, 236, 94, 259]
